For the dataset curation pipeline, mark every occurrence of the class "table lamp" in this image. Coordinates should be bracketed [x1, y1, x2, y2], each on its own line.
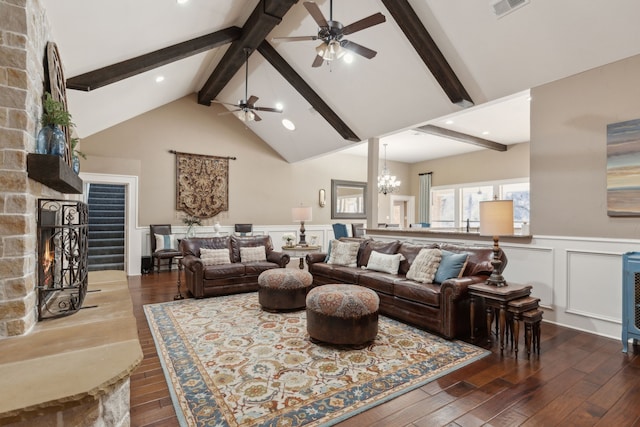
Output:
[479, 199, 514, 287]
[292, 206, 312, 246]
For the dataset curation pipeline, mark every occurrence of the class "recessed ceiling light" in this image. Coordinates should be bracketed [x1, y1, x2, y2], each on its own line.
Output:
[177, 0, 189, 4]
[482, 130, 490, 135]
[282, 119, 295, 131]
[445, 119, 454, 125]
[155, 76, 165, 83]
[343, 53, 354, 64]
[275, 103, 284, 111]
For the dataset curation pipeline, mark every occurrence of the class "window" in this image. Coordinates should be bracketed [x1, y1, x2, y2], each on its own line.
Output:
[430, 188, 455, 227]
[430, 179, 529, 229]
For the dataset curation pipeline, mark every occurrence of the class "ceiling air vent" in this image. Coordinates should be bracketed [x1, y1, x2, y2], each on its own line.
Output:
[492, 0, 529, 18]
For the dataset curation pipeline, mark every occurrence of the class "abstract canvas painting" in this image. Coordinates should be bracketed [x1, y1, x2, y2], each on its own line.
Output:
[607, 118, 640, 216]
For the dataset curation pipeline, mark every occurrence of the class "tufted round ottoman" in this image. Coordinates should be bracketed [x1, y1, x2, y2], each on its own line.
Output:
[306, 284, 379, 346]
[258, 268, 313, 312]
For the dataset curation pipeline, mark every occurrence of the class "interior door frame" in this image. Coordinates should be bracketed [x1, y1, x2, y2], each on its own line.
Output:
[389, 195, 415, 228]
[80, 172, 141, 276]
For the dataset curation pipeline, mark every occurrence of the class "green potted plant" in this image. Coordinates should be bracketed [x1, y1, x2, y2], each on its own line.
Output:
[36, 92, 74, 157]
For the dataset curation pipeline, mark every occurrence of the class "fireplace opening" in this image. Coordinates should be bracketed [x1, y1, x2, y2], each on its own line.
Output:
[37, 199, 90, 320]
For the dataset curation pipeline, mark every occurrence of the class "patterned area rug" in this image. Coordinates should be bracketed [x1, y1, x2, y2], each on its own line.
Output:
[144, 292, 489, 426]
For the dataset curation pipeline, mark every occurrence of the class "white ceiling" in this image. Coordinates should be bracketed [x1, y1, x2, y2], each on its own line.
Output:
[43, 0, 640, 163]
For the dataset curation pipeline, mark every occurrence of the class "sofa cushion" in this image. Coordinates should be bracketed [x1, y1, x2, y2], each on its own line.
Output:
[244, 262, 280, 276]
[232, 235, 273, 263]
[439, 243, 496, 276]
[240, 246, 266, 263]
[406, 248, 442, 284]
[203, 263, 246, 280]
[394, 280, 441, 307]
[434, 250, 469, 283]
[358, 240, 401, 267]
[327, 240, 360, 267]
[182, 236, 231, 258]
[200, 248, 231, 266]
[397, 242, 439, 275]
[358, 271, 397, 295]
[365, 250, 404, 274]
[312, 262, 367, 283]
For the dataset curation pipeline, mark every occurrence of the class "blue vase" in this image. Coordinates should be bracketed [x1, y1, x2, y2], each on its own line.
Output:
[36, 125, 66, 157]
[72, 155, 80, 174]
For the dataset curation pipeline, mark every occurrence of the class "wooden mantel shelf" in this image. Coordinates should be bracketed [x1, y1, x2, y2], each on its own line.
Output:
[27, 153, 83, 194]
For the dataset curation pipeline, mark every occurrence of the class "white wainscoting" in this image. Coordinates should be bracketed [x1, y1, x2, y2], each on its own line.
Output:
[368, 231, 639, 342]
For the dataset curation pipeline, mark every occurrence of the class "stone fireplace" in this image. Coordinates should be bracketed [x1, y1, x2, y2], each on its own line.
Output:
[0, 1, 142, 425]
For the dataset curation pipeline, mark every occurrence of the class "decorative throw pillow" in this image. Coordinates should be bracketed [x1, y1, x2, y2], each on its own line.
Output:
[323, 239, 333, 262]
[406, 248, 442, 284]
[199, 248, 231, 266]
[327, 240, 360, 267]
[434, 250, 469, 283]
[365, 250, 405, 275]
[240, 246, 267, 263]
[154, 234, 176, 251]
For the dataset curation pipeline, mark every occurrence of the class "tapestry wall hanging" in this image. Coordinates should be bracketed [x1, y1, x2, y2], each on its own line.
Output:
[607, 118, 640, 216]
[172, 150, 233, 218]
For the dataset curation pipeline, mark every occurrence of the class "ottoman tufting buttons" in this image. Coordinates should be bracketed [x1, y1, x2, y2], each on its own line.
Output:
[306, 284, 379, 347]
[258, 269, 313, 312]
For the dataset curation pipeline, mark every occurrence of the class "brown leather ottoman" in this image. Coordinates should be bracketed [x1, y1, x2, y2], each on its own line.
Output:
[258, 268, 313, 312]
[306, 284, 379, 346]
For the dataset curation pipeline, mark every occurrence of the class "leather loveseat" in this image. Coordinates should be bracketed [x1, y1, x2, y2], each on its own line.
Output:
[181, 235, 290, 298]
[306, 238, 507, 339]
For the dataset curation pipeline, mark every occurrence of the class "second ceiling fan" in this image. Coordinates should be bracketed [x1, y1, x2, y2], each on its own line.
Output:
[275, 0, 386, 67]
[213, 48, 282, 122]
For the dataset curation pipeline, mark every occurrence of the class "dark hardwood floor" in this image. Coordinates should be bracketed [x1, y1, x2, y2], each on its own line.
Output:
[129, 271, 640, 427]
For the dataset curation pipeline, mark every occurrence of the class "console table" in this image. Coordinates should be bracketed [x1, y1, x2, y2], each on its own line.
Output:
[281, 245, 322, 269]
[469, 282, 532, 351]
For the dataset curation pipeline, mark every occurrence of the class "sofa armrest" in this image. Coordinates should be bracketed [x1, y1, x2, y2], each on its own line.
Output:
[440, 275, 488, 300]
[306, 252, 327, 265]
[267, 251, 290, 268]
[182, 254, 204, 298]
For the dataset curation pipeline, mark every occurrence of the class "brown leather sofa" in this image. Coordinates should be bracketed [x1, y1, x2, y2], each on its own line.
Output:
[306, 238, 507, 339]
[181, 235, 290, 298]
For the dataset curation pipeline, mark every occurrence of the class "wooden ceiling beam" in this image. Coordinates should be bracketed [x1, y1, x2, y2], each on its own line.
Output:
[197, 0, 298, 105]
[66, 27, 242, 91]
[415, 125, 507, 151]
[381, 0, 473, 107]
[258, 41, 359, 142]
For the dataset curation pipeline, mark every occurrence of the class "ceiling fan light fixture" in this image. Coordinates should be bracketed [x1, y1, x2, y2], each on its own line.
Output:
[316, 40, 345, 61]
[236, 109, 255, 122]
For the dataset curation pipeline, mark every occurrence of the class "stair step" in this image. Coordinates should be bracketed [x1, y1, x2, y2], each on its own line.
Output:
[89, 238, 125, 248]
[89, 230, 125, 239]
[89, 254, 125, 264]
[89, 224, 124, 232]
[89, 246, 125, 256]
[89, 208, 125, 216]
[89, 217, 125, 225]
[88, 263, 124, 272]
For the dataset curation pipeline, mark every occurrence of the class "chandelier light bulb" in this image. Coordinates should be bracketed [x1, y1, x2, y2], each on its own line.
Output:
[377, 144, 401, 195]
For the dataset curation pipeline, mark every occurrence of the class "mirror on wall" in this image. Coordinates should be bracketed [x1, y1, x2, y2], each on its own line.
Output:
[331, 179, 367, 219]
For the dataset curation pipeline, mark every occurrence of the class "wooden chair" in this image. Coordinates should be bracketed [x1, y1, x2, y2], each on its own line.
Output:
[332, 223, 348, 239]
[150, 224, 182, 273]
[234, 223, 253, 236]
[351, 223, 365, 237]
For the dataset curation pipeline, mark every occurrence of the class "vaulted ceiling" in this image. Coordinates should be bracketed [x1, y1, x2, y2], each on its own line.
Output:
[43, 0, 640, 163]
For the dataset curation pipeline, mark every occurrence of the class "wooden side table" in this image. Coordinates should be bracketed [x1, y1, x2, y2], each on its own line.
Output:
[281, 245, 322, 269]
[469, 282, 532, 351]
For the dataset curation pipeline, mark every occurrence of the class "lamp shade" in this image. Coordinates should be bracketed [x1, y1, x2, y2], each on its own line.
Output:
[479, 200, 514, 236]
[292, 206, 312, 222]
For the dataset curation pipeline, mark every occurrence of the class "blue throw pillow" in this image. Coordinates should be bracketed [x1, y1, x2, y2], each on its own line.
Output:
[434, 250, 468, 283]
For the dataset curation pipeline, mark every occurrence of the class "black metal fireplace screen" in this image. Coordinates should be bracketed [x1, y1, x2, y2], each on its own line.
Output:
[37, 198, 89, 320]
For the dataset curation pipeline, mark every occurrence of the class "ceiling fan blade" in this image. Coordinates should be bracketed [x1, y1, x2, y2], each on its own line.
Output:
[247, 95, 259, 106]
[272, 35, 318, 42]
[341, 40, 377, 59]
[342, 12, 386, 35]
[303, 2, 328, 28]
[218, 109, 241, 116]
[253, 112, 262, 122]
[312, 54, 324, 68]
[212, 100, 240, 107]
[253, 106, 282, 113]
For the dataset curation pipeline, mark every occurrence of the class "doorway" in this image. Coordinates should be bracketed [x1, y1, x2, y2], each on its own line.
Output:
[389, 195, 415, 228]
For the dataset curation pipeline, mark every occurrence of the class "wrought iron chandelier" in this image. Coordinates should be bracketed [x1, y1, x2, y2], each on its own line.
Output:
[378, 144, 401, 195]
